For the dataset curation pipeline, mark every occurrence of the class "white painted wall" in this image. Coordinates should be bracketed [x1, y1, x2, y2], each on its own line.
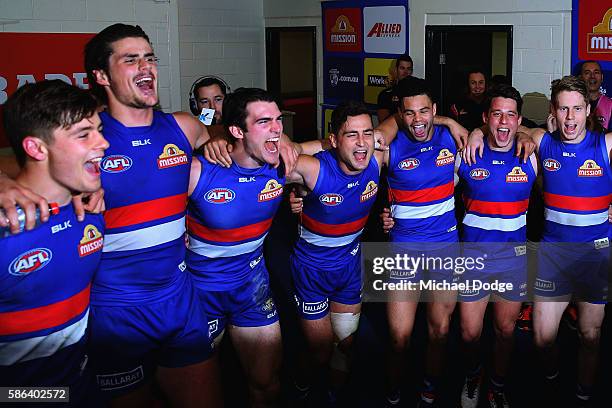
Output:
[0, 0, 182, 112]
[177, 0, 265, 112]
[412, 0, 573, 97]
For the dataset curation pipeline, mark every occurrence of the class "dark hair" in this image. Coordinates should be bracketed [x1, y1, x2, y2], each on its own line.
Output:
[550, 76, 589, 108]
[3, 80, 99, 166]
[394, 77, 434, 105]
[395, 54, 413, 68]
[466, 68, 487, 85]
[330, 100, 371, 136]
[222, 87, 280, 131]
[489, 74, 510, 87]
[579, 60, 602, 74]
[484, 84, 523, 114]
[84, 23, 151, 104]
[194, 77, 227, 96]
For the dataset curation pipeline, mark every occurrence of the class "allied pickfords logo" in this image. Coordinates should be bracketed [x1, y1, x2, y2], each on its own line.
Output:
[101, 155, 132, 173]
[258, 179, 283, 202]
[506, 166, 528, 183]
[157, 144, 188, 169]
[330, 15, 357, 45]
[586, 8, 612, 53]
[205, 188, 236, 204]
[578, 159, 603, 177]
[78, 225, 103, 257]
[469, 168, 490, 180]
[320, 193, 344, 206]
[435, 149, 454, 167]
[367, 22, 402, 38]
[360, 181, 378, 202]
[9, 248, 52, 276]
[398, 158, 419, 170]
[543, 158, 561, 172]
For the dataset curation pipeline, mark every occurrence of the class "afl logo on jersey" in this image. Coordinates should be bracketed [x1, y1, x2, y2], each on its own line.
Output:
[543, 158, 561, 172]
[469, 168, 490, 180]
[78, 225, 103, 257]
[578, 159, 603, 177]
[320, 193, 344, 206]
[435, 149, 455, 167]
[101, 155, 133, 173]
[506, 166, 528, 183]
[398, 158, 419, 170]
[158, 144, 189, 169]
[9, 248, 52, 276]
[258, 179, 283, 202]
[360, 181, 378, 202]
[204, 188, 236, 204]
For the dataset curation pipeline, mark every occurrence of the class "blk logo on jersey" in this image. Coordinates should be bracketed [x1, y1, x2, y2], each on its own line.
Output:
[158, 144, 188, 169]
[101, 155, 133, 173]
[506, 166, 528, 183]
[398, 158, 419, 170]
[435, 149, 454, 167]
[78, 225, 103, 257]
[360, 180, 378, 202]
[204, 188, 236, 204]
[543, 158, 561, 172]
[578, 159, 603, 177]
[9, 248, 52, 276]
[469, 168, 490, 180]
[320, 193, 344, 206]
[258, 179, 283, 202]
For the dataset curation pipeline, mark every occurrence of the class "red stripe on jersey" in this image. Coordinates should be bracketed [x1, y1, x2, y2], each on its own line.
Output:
[544, 192, 612, 212]
[187, 216, 273, 243]
[104, 193, 187, 228]
[0, 285, 90, 336]
[389, 181, 454, 204]
[301, 213, 368, 236]
[464, 198, 529, 216]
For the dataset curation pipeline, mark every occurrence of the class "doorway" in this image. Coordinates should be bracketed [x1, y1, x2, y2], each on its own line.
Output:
[425, 25, 513, 116]
[265, 27, 317, 142]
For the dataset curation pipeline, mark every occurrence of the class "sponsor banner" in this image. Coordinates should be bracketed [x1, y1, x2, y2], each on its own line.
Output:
[0, 32, 95, 147]
[324, 57, 363, 103]
[324, 7, 362, 53]
[363, 6, 407, 54]
[361, 242, 609, 303]
[572, 0, 612, 95]
[363, 57, 395, 104]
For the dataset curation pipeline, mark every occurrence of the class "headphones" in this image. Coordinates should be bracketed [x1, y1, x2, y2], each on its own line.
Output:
[188, 75, 231, 116]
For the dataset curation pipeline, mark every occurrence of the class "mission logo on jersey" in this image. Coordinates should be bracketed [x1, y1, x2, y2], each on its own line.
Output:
[258, 179, 283, 202]
[435, 149, 454, 167]
[360, 180, 378, 202]
[78, 225, 104, 257]
[506, 166, 528, 183]
[158, 144, 189, 169]
[578, 159, 603, 177]
[9, 248, 53, 276]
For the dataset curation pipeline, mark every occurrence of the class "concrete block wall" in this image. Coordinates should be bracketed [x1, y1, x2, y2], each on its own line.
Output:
[178, 0, 265, 112]
[0, 0, 181, 111]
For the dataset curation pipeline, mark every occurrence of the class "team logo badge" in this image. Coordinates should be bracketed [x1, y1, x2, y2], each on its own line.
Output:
[101, 155, 133, 173]
[78, 225, 103, 257]
[398, 158, 419, 170]
[157, 144, 188, 169]
[469, 168, 490, 180]
[258, 179, 283, 202]
[360, 180, 378, 202]
[204, 188, 236, 204]
[320, 193, 344, 206]
[329, 68, 339, 87]
[543, 158, 561, 172]
[435, 149, 454, 166]
[9, 248, 52, 276]
[578, 159, 603, 177]
[506, 166, 528, 183]
[261, 298, 275, 312]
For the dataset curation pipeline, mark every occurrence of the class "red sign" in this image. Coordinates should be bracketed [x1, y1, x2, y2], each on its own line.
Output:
[578, 2, 612, 60]
[0, 32, 95, 147]
[324, 8, 362, 53]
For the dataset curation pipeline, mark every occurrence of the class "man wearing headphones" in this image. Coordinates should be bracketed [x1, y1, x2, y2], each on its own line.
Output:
[189, 76, 230, 125]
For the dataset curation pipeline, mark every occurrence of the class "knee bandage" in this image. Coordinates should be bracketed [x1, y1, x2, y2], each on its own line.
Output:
[329, 312, 360, 372]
